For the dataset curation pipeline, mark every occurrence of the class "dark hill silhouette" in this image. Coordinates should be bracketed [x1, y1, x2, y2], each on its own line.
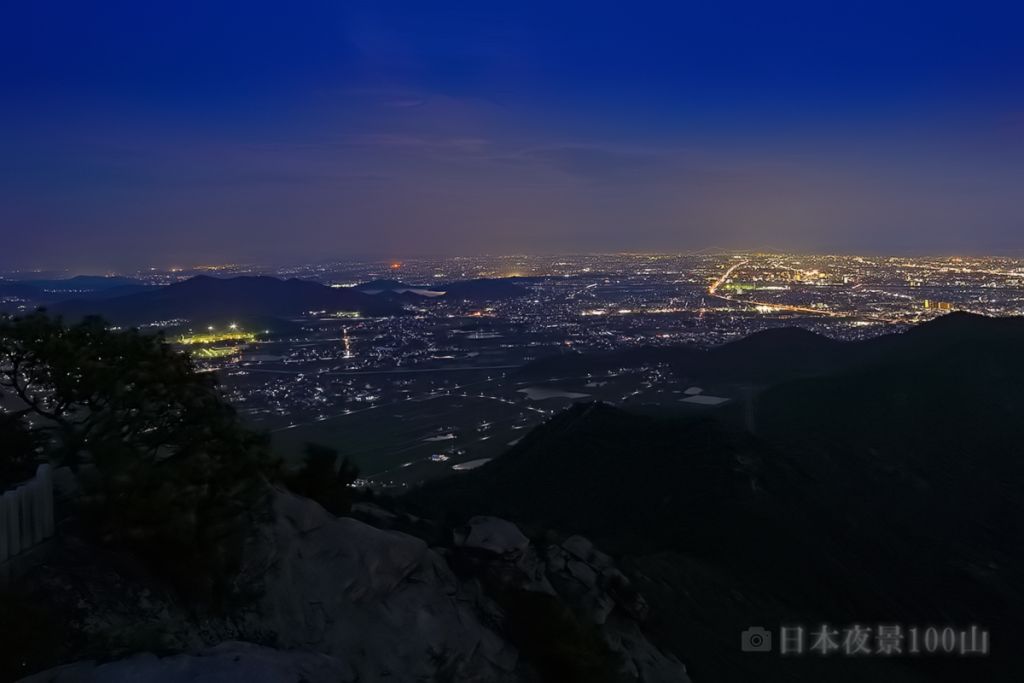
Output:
[712, 325, 840, 357]
[519, 312, 1024, 385]
[414, 402, 796, 555]
[24, 275, 145, 291]
[0, 275, 150, 304]
[51, 283, 152, 301]
[48, 275, 404, 325]
[860, 310, 1024, 356]
[517, 327, 844, 384]
[413, 312, 1024, 683]
[0, 281, 46, 299]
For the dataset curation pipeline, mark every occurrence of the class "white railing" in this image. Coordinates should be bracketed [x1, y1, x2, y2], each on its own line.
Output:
[0, 464, 55, 563]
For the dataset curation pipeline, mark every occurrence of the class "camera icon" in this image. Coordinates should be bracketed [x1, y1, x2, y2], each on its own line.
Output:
[741, 627, 772, 652]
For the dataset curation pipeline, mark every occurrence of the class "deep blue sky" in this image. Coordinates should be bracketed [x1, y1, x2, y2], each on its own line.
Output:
[3, 1, 1023, 269]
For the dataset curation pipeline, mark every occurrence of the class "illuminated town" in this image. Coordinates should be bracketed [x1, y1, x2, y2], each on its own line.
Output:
[8, 251, 1017, 489]
[5, 3, 1023, 680]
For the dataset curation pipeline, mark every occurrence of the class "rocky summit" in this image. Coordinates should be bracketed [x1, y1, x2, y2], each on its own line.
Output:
[18, 489, 687, 683]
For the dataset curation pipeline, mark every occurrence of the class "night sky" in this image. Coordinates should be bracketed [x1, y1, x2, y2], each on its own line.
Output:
[3, 1, 1024, 269]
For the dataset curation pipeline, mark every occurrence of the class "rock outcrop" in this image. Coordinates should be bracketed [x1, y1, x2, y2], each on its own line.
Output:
[235, 490, 520, 682]
[449, 516, 691, 683]
[545, 535, 688, 682]
[20, 641, 352, 683]
[19, 493, 690, 682]
[454, 516, 530, 557]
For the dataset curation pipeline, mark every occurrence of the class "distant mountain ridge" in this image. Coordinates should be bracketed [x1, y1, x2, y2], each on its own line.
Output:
[47, 275, 405, 325]
[5, 273, 532, 326]
[0, 275, 151, 304]
[22, 275, 145, 291]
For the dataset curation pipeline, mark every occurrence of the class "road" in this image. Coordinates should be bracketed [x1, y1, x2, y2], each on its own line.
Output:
[708, 260, 846, 317]
[708, 259, 749, 296]
[707, 261, 907, 322]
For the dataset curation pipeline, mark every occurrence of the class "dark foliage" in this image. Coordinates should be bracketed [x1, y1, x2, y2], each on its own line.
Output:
[496, 589, 623, 683]
[0, 413, 40, 489]
[0, 589, 80, 681]
[284, 442, 359, 516]
[0, 311, 276, 601]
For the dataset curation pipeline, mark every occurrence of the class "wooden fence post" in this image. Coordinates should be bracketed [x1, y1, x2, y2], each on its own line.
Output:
[1, 465, 56, 563]
[3, 489, 20, 558]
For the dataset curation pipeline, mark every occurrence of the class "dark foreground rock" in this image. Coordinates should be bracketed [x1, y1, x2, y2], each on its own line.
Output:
[20, 642, 351, 683]
[16, 492, 689, 683]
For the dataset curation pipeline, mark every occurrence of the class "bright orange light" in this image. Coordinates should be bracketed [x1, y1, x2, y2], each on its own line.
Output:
[390, 262, 402, 270]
